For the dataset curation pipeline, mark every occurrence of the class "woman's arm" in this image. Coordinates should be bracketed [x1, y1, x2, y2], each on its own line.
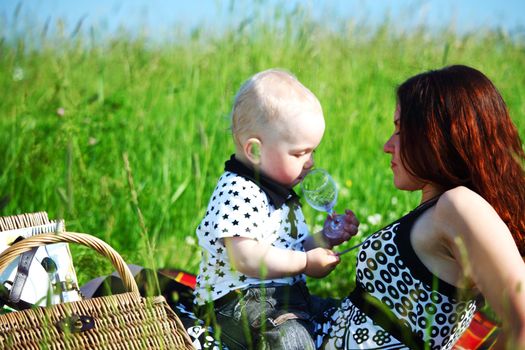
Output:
[303, 231, 331, 250]
[435, 186, 525, 348]
[223, 237, 340, 279]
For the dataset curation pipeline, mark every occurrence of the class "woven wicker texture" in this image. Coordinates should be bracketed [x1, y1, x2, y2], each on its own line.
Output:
[0, 232, 138, 294]
[0, 230, 194, 350]
[0, 212, 52, 231]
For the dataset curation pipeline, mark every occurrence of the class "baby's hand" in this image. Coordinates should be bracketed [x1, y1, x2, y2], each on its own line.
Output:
[322, 209, 359, 247]
[304, 248, 340, 278]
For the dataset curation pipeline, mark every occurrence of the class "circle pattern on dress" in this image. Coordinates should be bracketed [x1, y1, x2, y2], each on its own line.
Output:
[318, 221, 477, 350]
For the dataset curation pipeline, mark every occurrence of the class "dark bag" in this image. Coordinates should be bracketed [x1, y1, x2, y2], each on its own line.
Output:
[81, 264, 197, 310]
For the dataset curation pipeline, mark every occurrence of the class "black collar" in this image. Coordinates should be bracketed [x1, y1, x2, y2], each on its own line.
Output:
[224, 155, 300, 209]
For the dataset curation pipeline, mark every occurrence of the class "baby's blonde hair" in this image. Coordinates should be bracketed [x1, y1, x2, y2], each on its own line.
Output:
[231, 68, 321, 148]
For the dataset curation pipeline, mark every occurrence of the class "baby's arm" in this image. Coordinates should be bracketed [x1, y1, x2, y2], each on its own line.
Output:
[224, 237, 340, 279]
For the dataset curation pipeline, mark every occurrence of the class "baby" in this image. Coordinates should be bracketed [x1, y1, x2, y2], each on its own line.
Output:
[194, 69, 359, 349]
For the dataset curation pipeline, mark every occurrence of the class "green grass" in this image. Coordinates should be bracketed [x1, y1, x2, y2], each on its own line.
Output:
[1, 5, 524, 299]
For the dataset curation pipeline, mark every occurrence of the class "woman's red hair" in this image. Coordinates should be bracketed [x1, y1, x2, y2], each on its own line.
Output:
[397, 65, 525, 255]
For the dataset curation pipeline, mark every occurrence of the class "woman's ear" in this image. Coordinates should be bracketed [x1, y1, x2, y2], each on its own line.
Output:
[244, 138, 261, 165]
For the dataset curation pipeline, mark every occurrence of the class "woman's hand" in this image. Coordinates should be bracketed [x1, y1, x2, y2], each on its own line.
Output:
[322, 209, 360, 247]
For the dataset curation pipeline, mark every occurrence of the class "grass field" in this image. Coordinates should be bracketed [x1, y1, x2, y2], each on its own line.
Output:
[1, 6, 524, 299]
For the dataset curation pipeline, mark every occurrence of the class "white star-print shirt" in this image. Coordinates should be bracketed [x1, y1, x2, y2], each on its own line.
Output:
[194, 171, 309, 306]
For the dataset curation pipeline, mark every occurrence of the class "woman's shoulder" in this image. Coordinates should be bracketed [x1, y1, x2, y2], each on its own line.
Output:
[437, 186, 490, 209]
[434, 186, 500, 230]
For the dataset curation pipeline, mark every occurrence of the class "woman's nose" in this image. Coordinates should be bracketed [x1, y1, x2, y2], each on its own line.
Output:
[383, 136, 394, 154]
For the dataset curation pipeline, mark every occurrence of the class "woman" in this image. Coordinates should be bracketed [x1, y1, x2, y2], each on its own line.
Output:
[318, 65, 525, 349]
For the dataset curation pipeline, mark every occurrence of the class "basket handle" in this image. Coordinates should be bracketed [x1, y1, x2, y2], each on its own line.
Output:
[0, 231, 139, 294]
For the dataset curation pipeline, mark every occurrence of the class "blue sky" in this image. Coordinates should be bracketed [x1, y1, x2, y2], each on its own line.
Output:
[2, 0, 524, 41]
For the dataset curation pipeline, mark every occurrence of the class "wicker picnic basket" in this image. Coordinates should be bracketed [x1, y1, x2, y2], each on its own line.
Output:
[0, 211, 53, 231]
[0, 231, 194, 350]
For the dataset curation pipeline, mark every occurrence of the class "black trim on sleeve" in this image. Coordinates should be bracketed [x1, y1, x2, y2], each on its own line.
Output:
[394, 197, 472, 298]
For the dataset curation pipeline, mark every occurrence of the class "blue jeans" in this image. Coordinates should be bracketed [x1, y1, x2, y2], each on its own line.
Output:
[198, 283, 338, 350]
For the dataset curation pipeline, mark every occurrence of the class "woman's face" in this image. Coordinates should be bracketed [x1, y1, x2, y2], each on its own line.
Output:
[383, 105, 425, 192]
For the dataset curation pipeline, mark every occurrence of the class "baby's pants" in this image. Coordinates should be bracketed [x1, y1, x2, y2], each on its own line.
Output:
[198, 282, 338, 350]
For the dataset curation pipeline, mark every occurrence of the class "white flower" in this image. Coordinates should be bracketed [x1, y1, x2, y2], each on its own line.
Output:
[358, 223, 369, 233]
[391, 196, 398, 205]
[339, 187, 350, 198]
[185, 236, 197, 246]
[13, 67, 24, 81]
[367, 213, 382, 226]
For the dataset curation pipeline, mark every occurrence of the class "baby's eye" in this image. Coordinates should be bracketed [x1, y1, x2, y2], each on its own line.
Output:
[293, 151, 308, 158]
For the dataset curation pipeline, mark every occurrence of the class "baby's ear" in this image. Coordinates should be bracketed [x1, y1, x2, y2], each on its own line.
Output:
[244, 138, 261, 165]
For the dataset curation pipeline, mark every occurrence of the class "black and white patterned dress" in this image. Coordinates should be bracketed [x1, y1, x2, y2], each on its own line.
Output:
[317, 198, 479, 350]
